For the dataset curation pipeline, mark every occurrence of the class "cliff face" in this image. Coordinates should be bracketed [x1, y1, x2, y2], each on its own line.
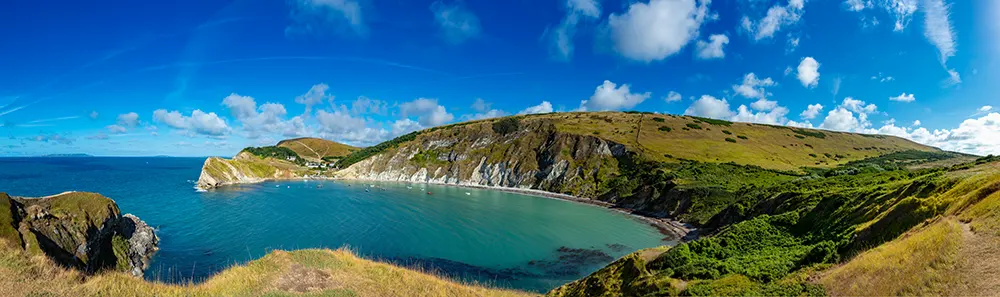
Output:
[197, 152, 302, 189]
[0, 192, 158, 277]
[336, 120, 627, 198]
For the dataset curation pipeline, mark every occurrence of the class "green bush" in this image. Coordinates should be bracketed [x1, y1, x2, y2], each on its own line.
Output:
[491, 117, 520, 135]
[737, 135, 748, 140]
[336, 131, 420, 168]
[722, 130, 732, 135]
[653, 117, 665, 122]
[687, 123, 703, 130]
[725, 138, 737, 143]
[659, 126, 672, 132]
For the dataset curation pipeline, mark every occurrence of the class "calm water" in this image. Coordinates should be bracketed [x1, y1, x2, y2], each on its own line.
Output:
[0, 157, 673, 292]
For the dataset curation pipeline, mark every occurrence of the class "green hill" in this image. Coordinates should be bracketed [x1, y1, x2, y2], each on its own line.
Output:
[277, 137, 358, 162]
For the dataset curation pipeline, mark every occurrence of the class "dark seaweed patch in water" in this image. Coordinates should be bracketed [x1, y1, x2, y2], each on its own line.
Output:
[606, 243, 630, 252]
[527, 246, 614, 277]
[382, 256, 536, 281]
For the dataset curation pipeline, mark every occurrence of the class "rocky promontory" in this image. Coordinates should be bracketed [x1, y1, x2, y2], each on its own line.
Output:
[0, 192, 158, 277]
[197, 152, 304, 189]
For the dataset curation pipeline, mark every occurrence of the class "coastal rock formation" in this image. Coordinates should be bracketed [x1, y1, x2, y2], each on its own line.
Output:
[0, 192, 159, 276]
[197, 152, 302, 189]
[336, 119, 627, 199]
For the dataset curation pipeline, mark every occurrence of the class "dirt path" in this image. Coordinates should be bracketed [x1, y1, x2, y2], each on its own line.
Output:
[955, 221, 1000, 296]
[294, 140, 322, 160]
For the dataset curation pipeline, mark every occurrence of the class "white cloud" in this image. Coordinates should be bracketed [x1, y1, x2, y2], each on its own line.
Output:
[399, 98, 455, 127]
[89, 111, 99, 120]
[844, 0, 873, 11]
[288, 0, 367, 36]
[801, 103, 824, 119]
[684, 95, 733, 119]
[818, 97, 879, 132]
[797, 57, 820, 88]
[392, 118, 424, 135]
[430, 1, 481, 45]
[221, 93, 298, 139]
[315, 109, 367, 135]
[732, 73, 777, 99]
[605, 0, 713, 62]
[786, 120, 814, 128]
[872, 113, 1000, 156]
[733, 104, 789, 125]
[106, 125, 127, 134]
[913, 120, 921, 126]
[889, 92, 916, 102]
[350, 96, 387, 115]
[295, 83, 331, 115]
[152, 109, 231, 137]
[665, 91, 683, 102]
[922, 0, 956, 63]
[871, 72, 895, 82]
[543, 0, 601, 61]
[684, 95, 788, 125]
[820, 107, 864, 132]
[116, 112, 139, 128]
[742, 0, 805, 40]
[750, 98, 779, 111]
[695, 34, 729, 59]
[463, 98, 506, 120]
[519, 101, 554, 114]
[580, 80, 651, 111]
[886, 0, 919, 31]
[981, 106, 994, 112]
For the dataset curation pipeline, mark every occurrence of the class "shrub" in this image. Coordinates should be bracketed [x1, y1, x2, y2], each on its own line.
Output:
[659, 126, 672, 132]
[687, 123, 703, 130]
[809, 153, 818, 158]
[792, 129, 826, 139]
[337, 131, 420, 168]
[691, 116, 734, 126]
[737, 135, 748, 140]
[722, 130, 732, 135]
[491, 117, 520, 135]
[653, 117, 665, 122]
[794, 135, 806, 139]
[725, 138, 737, 143]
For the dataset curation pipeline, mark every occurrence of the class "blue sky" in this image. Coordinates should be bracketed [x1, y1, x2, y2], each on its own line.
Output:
[1, 0, 998, 157]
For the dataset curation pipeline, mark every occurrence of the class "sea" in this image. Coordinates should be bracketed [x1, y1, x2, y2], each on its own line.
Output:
[0, 157, 674, 292]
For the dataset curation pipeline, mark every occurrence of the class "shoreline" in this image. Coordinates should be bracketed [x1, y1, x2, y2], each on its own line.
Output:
[318, 177, 698, 241]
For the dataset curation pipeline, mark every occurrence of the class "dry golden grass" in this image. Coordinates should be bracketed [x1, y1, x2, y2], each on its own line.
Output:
[0, 243, 537, 297]
[278, 137, 358, 162]
[820, 219, 963, 296]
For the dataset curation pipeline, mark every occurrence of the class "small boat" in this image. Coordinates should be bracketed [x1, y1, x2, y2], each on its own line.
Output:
[276, 185, 280, 188]
[365, 188, 370, 192]
[287, 186, 290, 189]
[465, 192, 471, 195]
[427, 191, 433, 195]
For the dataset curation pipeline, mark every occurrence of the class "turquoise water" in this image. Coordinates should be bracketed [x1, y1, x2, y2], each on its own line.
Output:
[0, 157, 673, 292]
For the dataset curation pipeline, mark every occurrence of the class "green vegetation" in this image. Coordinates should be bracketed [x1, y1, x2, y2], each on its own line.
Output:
[792, 129, 826, 139]
[658, 126, 672, 132]
[242, 146, 303, 164]
[0, 194, 21, 248]
[722, 130, 732, 135]
[492, 117, 521, 135]
[652, 117, 665, 122]
[277, 137, 357, 162]
[725, 138, 737, 143]
[737, 135, 748, 140]
[551, 151, 1000, 296]
[336, 131, 421, 168]
[686, 123, 703, 130]
[689, 116, 733, 127]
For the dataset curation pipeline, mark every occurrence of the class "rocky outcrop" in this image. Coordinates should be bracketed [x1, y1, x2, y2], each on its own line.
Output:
[0, 192, 159, 276]
[336, 119, 628, 199]
[197, 152, 301, 189]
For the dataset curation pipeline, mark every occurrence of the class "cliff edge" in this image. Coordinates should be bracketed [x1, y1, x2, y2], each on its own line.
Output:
[197, 152, 303, 189]
[0, 192, 158, 277]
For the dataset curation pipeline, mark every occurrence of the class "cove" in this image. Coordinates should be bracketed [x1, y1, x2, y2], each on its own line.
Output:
[0, 157, 674, 292]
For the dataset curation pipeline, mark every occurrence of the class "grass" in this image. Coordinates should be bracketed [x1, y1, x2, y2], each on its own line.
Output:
[0, 243, 536, 297]
[820, 219, 963, 296]
[0, 194, 21, 248]
[277, 137, 358, 162]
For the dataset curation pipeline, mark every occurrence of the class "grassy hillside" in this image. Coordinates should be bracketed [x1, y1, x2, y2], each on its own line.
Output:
[0, 242, 536, 297]
[546, 155, 1000, 296]
[547, 112, 940, 171]
[277, 137, 357, 162]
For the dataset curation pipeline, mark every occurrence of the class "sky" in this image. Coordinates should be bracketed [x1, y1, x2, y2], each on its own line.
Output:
[0, 0, 998, 157]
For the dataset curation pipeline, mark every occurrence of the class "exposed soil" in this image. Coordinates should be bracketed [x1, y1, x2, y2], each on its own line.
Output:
[955, 221, 1000, 296]
[274, 264, 336, 293]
